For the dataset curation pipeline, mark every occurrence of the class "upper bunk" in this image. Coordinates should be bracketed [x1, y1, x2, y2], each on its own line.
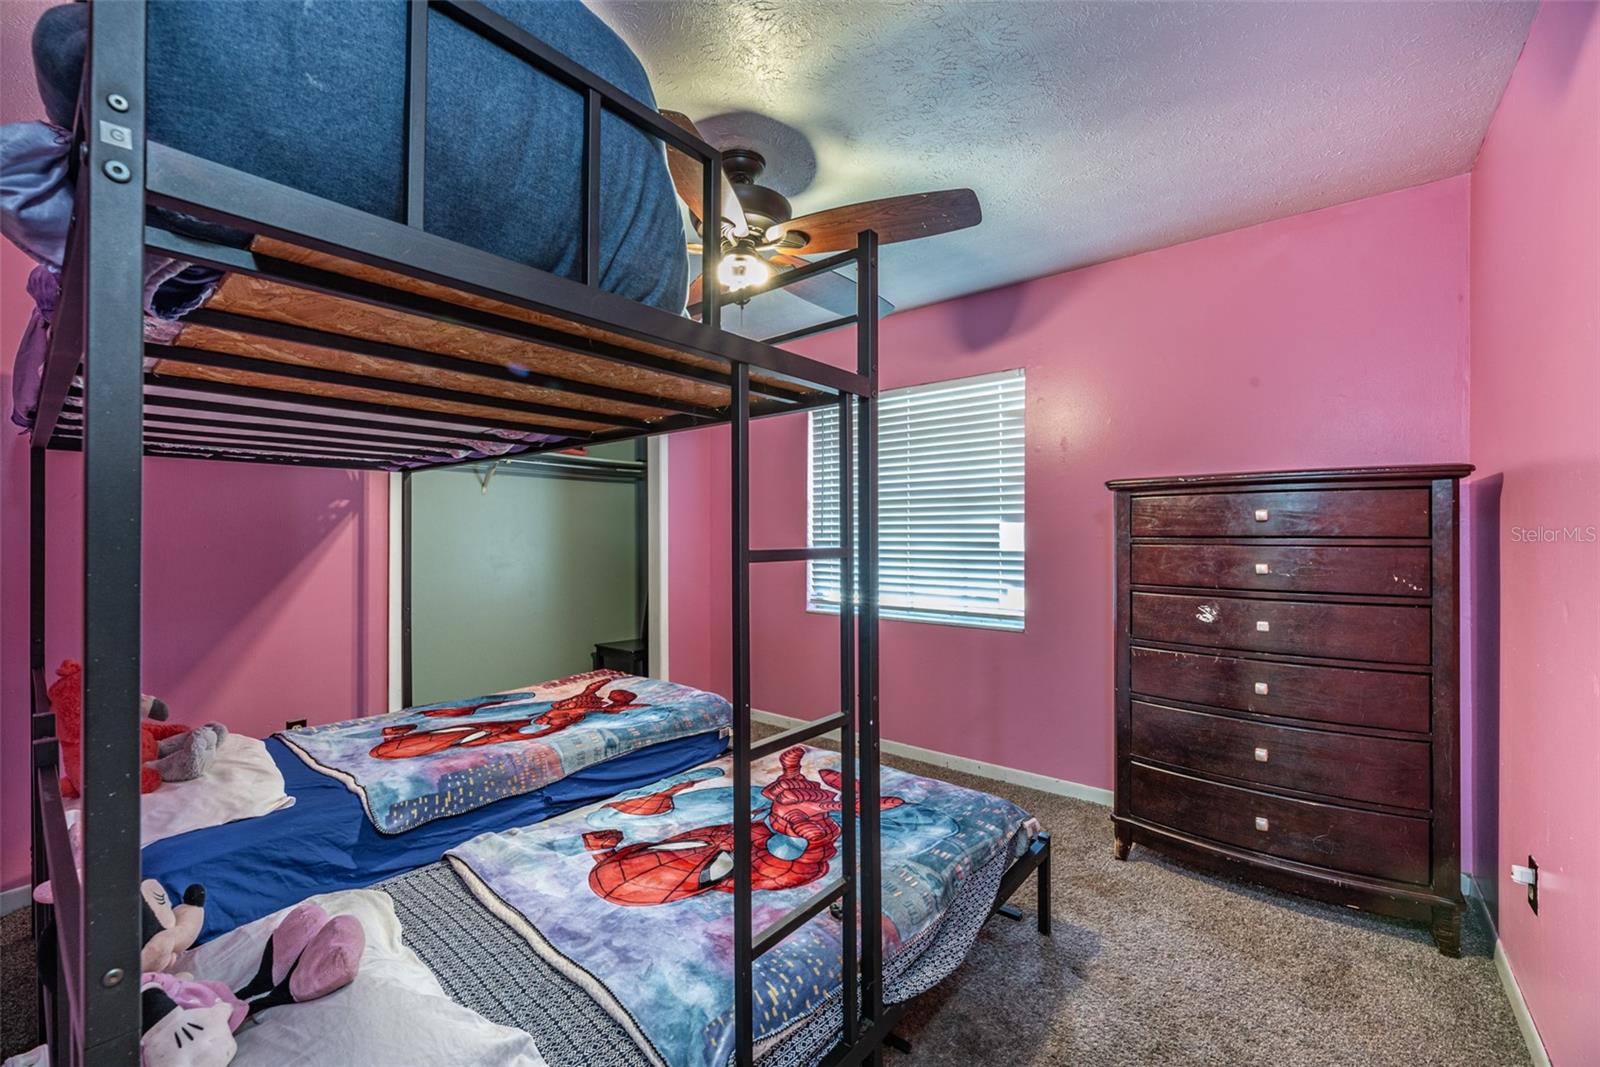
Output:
[25, 0, 874, 473]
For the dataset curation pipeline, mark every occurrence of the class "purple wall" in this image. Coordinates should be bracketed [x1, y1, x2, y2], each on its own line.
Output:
[669, 175, 1473, 813]
[0, 0, 390, 894]
[1469, 2, 1600, 1061]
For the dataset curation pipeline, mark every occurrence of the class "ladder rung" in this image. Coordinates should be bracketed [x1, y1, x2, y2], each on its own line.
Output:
[754, 877, 848, 957]
[751, 712, 848, 761]
[749, 547, 848, 563]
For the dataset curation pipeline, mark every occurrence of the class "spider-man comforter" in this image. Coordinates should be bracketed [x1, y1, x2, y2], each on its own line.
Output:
[444, 744, 1036, 1067]
[277, 671, 731, 834]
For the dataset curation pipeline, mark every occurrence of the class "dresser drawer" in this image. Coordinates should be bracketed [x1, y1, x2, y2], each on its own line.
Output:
[1130, 543, 1431, 597]
[1130, 592, 1432, 665]
[1128, 763, 1431, 884]
[1130, 701, 1431, 809]
[1129, 647, 1431, 732]
[1131, 489, 1431, 539]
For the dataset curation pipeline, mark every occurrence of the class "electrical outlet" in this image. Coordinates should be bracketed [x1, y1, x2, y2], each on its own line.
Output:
[285, 718, 308, 731]
[1511, 856, 1539, 914]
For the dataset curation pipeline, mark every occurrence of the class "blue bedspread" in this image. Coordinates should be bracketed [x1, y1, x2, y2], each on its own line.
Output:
[280, 673, 732, 833]
[143, 731, 728, 944]
[447, 743, 1036, 1067]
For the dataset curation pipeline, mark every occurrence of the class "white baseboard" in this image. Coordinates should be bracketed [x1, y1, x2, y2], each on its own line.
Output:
[1, 883, 32, 917]
[750, 709, 1113, 806]
[1463, 874, 1550, 1067]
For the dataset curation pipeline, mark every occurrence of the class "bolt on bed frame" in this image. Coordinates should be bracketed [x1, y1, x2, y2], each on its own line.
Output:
[27, 3, 1048, 1065]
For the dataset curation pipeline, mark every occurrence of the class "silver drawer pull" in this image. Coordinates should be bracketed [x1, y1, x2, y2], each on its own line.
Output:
[1256, 620, 1271, 632]
[1254, 816, 1270, 832]
[1254, 681, 1270, 696]
[1254, 508, 1270, 522]
[1254, 746, 1269, 762]
[1254, 562, 1271, 575]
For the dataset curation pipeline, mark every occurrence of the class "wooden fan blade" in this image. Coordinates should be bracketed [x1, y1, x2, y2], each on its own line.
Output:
[769, 253, 895, 320]
[659, 110, 748, 236]
[769, 189, 981, 255]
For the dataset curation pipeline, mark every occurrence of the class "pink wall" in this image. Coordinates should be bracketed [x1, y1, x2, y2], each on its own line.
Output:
[669, 175, 1472, 806]
[1469, 2, 1600, 1062]
[0, 0, 389, 893]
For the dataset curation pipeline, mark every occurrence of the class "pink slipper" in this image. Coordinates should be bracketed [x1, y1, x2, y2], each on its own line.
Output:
[245, 913, 364, 1017]
[234, 902, 329, 1001]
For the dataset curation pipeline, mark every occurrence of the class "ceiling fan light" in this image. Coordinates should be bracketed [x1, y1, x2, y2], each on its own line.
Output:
[717, 252, 771, 292]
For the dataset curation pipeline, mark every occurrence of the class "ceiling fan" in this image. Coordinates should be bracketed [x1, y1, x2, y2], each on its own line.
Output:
[660, 110, 982, 322]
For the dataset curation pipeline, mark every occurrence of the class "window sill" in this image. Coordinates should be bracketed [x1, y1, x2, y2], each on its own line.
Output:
[804, 604, 1025, 633]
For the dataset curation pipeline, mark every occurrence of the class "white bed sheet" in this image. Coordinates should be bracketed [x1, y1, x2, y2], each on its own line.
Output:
[64, 733, 293, 851]
[178, 889, 547, 1067]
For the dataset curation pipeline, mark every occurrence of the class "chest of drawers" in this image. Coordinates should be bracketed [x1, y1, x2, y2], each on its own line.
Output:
[1108, 465, 1472, 955]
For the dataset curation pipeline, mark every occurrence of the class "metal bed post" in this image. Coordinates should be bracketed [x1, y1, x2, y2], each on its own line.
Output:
[405, 0, 428, 229]
[730, 364, 754, 1064]
[854, 229, 883, 1051]
[29, 445, 50, 1046]
[837, 391, 858, 1048]
[72, 1, 149, 1062]
[401, 0, 423, 714]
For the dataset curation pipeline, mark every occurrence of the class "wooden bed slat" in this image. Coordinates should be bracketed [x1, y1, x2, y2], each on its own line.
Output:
[252, 237, 813, 399]
[199, 270, 733, 411]
[168, 324, 672, 424]
[148, 363, 606, 434]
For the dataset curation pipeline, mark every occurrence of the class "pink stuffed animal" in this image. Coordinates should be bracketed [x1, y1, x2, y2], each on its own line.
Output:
[141, 880, 207, 974]
[137, 900, 365, 1067]
[139, 973, 245, 1067]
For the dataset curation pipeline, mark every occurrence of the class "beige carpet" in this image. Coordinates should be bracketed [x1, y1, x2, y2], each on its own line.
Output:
[877, 754, 1528, 1066]
[0, 734, 1529, 1066]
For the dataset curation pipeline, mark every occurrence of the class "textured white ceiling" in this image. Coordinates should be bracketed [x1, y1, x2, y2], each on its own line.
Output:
[594, 0, 1536, 314]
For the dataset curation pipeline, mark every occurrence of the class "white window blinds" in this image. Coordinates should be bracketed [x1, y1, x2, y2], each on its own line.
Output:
[807, 369, 1025, 630]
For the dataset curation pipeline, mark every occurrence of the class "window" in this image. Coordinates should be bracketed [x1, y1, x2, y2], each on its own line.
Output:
[807, 369, 1025, 630]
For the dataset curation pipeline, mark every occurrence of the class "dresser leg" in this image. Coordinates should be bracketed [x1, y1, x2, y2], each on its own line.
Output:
[1113, 823, 1132, 861]
[1431, 906, 1462, 958]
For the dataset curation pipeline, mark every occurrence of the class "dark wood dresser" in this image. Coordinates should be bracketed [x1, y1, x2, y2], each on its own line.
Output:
[1107, 465, 1472, 955]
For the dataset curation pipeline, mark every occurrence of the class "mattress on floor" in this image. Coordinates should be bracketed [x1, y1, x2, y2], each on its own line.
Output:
[276, 672, 733, 833]
[382, 745, 1040, 1067]
[142, 729, 730, 943]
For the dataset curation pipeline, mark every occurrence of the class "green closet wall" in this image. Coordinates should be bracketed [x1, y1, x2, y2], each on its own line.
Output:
[406, 444, 642, 703]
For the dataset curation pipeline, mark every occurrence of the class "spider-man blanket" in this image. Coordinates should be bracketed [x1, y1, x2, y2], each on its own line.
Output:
[445, 744, 1036, 1067]
[277, 671, 731, 834]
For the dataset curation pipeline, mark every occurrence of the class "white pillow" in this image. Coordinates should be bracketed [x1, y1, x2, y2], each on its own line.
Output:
[66, 733, 294, 848]
[176, 890, 547, 1067]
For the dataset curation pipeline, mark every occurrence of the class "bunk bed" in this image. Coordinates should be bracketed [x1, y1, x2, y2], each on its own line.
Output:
[22, 3, 1053, 1065]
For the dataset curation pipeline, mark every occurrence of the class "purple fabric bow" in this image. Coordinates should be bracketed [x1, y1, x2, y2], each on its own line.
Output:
[11, 265, 60, 429]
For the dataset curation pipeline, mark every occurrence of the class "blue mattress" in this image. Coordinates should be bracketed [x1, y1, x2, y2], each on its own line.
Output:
[31, 0, 689, 314]
[143, 731, 729, 943]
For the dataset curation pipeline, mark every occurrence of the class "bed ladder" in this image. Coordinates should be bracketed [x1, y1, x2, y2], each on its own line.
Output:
[727, 231, 892, 1066]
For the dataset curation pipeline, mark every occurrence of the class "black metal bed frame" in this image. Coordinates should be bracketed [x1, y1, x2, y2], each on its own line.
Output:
[25, 3, 1050, 1065]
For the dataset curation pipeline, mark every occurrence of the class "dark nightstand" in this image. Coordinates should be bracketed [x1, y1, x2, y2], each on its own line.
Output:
[592, 638, 647, 675]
